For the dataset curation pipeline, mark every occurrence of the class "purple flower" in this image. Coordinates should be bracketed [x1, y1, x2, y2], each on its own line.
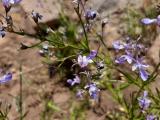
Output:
[31, 10, 43, 23]
[115, 52, 133, 64]
[138, 91, 151, 111]
[0, 73, 12, 83]
[146, 115, 157, 120]
[67, 75, 80, 86]
[2, 0, 11, 7]
[85, 9, 97, 20]
[141, 15, 160, 26]
[11, 0, 22, 4]
[2, 0, 22, 13]
[78, 55, 93, 68]
[113, 41, 125, 50]
[141, 18, 157, 25]
[2, 0, 22, 7]
[87, 50, 97, 59]
[113, 39, 145, 52]
[85, 83, 100, 99]
[113, 40, 135, 51]
[113, 39, 150, 81]
[132, 58, 149, 81]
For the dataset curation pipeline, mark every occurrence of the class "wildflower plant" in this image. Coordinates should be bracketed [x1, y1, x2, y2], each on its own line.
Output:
[0, 0, 160, 119]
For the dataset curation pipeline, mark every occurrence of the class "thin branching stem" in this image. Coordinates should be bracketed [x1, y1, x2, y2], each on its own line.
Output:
[74, 8, 89, 50]
[19, 65, 23, 120]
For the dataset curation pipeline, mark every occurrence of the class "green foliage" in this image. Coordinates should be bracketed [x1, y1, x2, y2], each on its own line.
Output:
[40, 100, 61, 120]
[69, 102, 87, 120]
[0, 101, 11, 120]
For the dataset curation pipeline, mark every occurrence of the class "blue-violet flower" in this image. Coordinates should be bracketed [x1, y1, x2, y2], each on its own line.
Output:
[2, 0, 22, 7]
[85, 9, 97, 20]
[138, 91, 151, 111]
[78, 55, 93, 68]
[0, 73, 12, 83]
[113, 41, 125, 50]
[67, 75, 80, 86]
[132, 58, 149, 81]
[87, 50, 97, 59]
[85, 83, 100, 99]
[115, 51, 133, 64]
[141, 15, 160, 26]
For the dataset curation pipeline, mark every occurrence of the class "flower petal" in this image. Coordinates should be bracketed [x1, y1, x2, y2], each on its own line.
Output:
[115, 56, 126, 64]
[139, 69, 149, 81]
[113, 41, 124, 50]
[74, 76, 80, 84]
[141, 18, 157, 25]
[125, 55, 133, 64]
[142, 64, 149, 68]
[67, 79, 73, 85]
[0, 73, 12, 83]
[82, 56, 88, 67]
[87, 50, 97, 59]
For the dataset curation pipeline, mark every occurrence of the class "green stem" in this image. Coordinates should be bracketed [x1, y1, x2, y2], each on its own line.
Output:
[10, 30, 46, 41]
[19, 65, 23, 120]
[75, 8, 89, 50]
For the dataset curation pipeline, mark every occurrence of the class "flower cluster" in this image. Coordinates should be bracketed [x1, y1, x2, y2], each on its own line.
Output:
[113, 38, 149, 81]
[67, 50, 100, 100]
